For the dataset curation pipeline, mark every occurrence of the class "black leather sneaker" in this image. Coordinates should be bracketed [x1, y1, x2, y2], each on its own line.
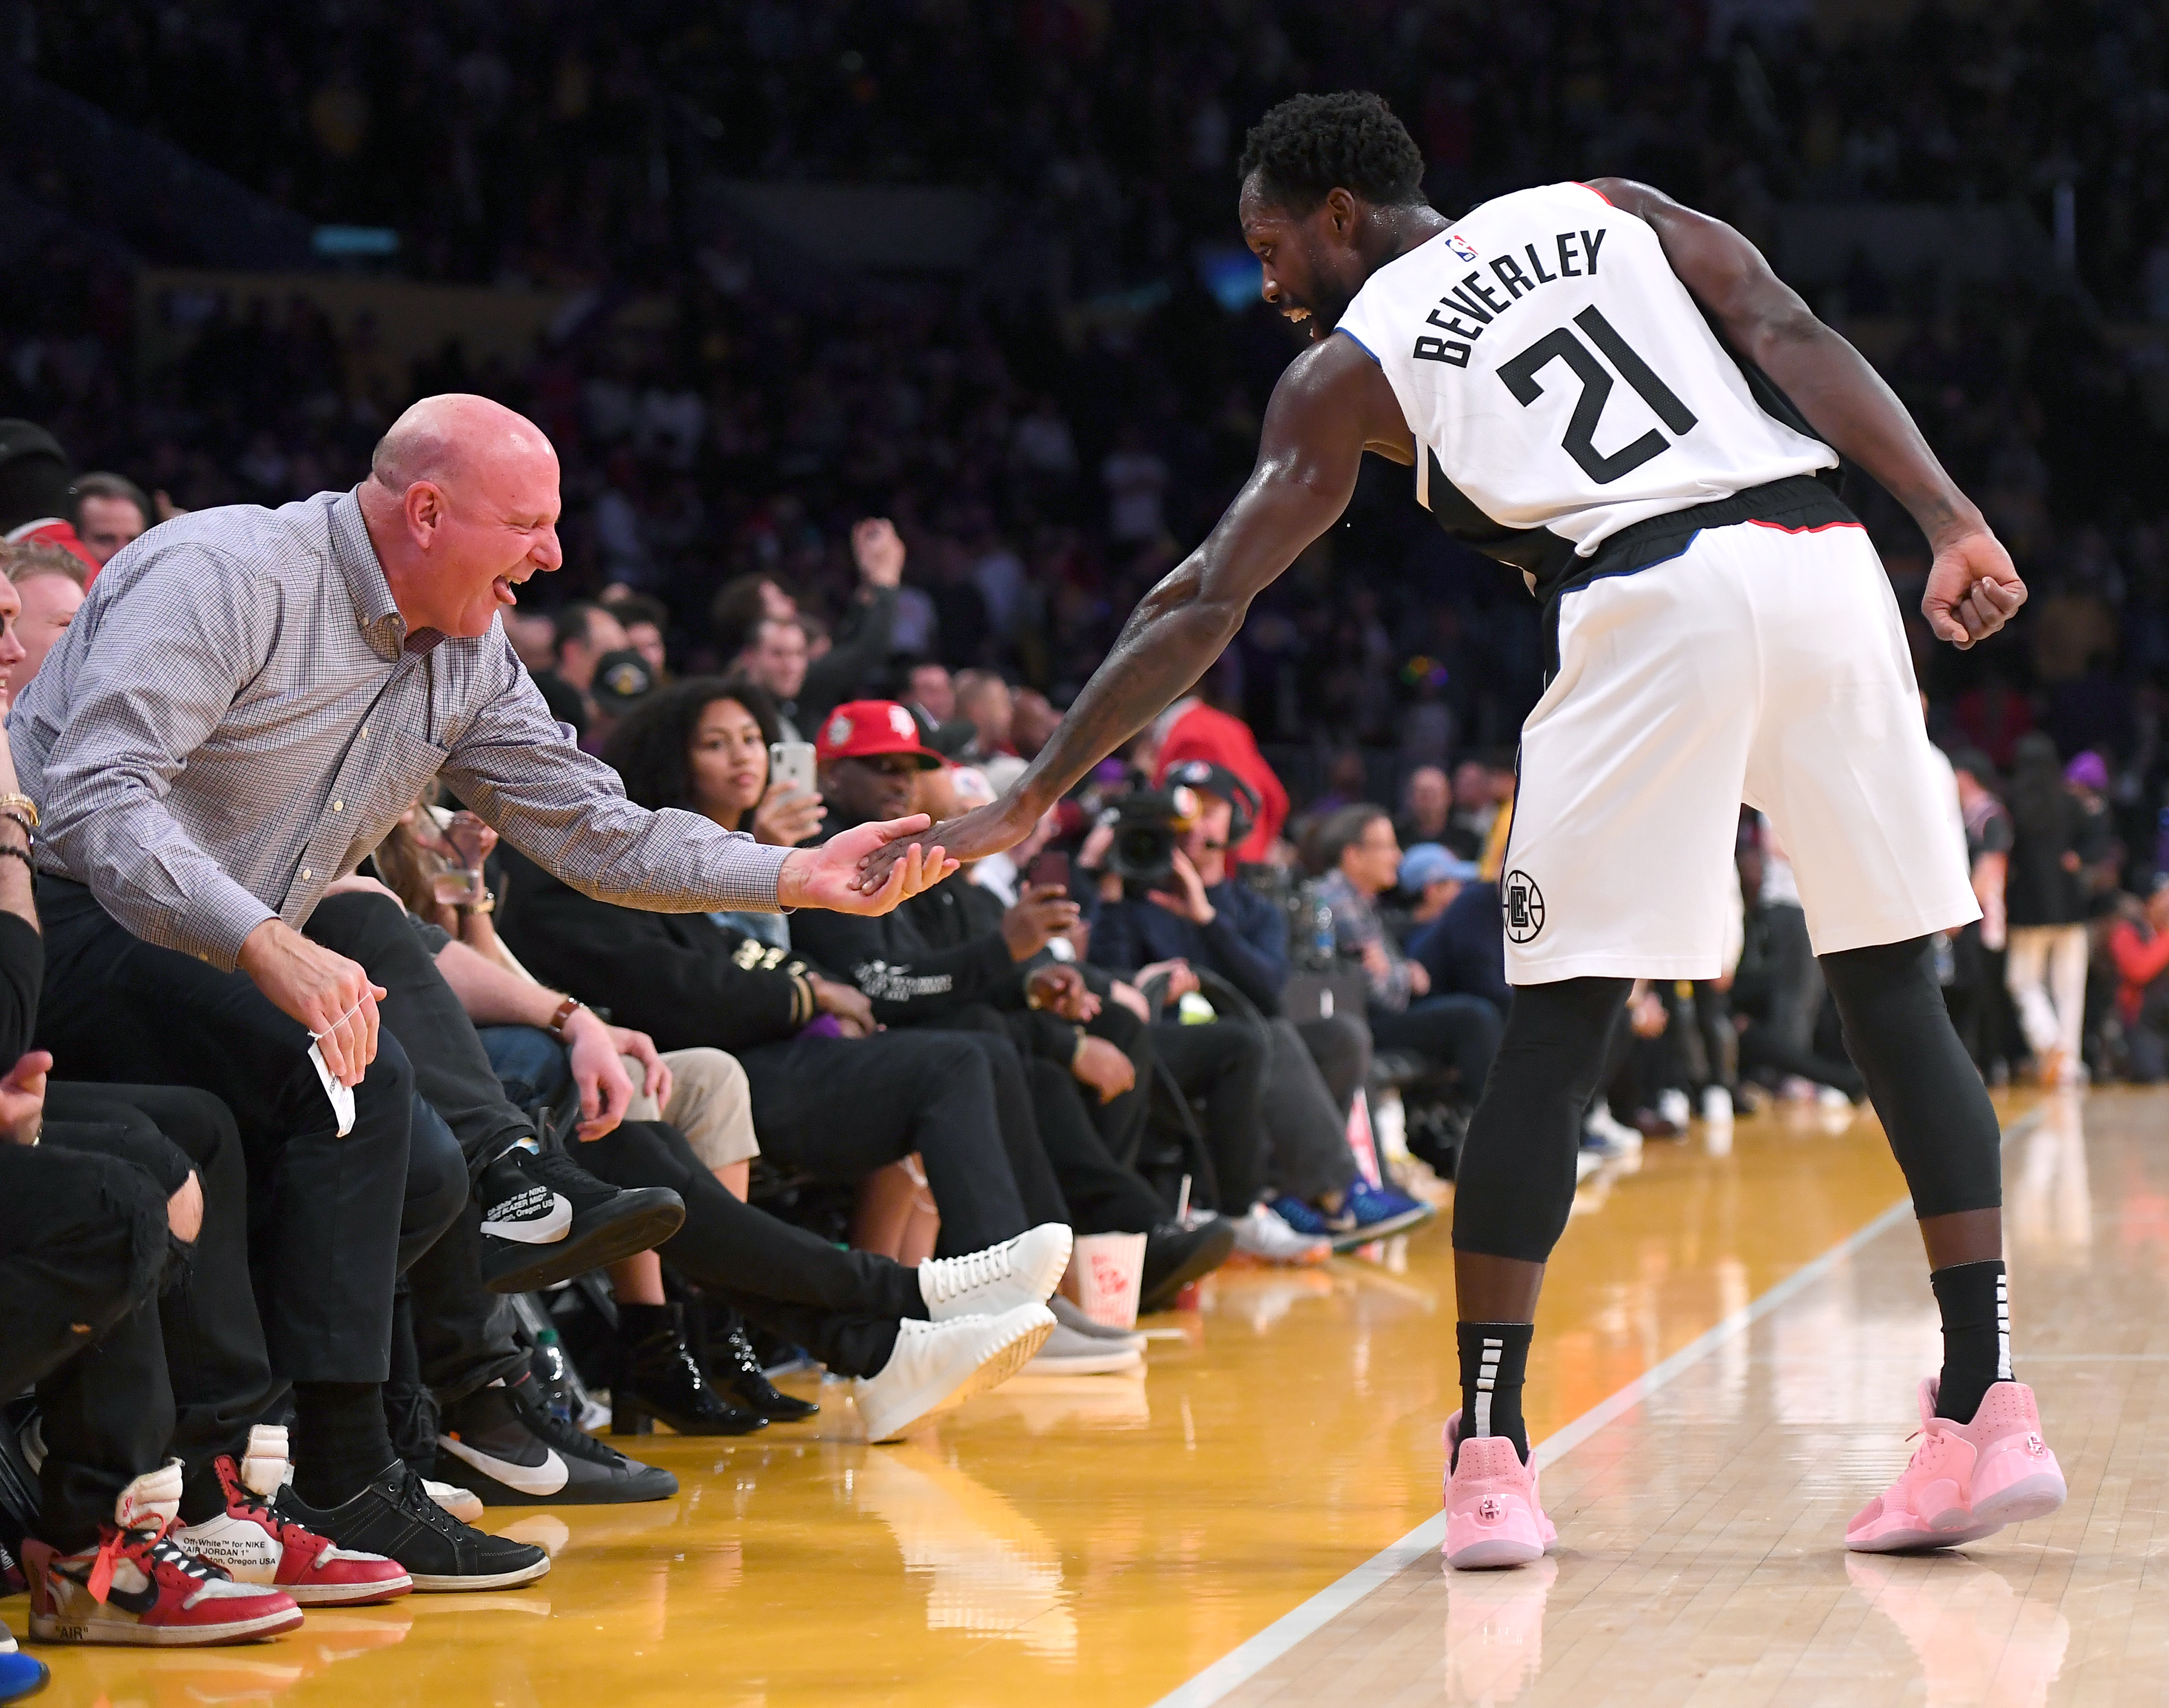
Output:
[478, 1145, 685, 1293]
[1138, 1217, 1237, 1313]
[437, 1381, 678, 1507]
[276, 1462, 550, 1592]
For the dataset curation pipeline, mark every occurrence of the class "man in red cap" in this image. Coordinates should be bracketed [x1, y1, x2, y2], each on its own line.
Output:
[814, 698, 949, 824]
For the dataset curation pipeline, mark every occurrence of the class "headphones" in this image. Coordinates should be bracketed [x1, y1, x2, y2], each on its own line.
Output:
[1162, 759, 1260, 846]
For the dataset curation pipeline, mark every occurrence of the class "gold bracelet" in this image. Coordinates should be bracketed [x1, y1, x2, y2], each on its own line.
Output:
[0, 794, 38, 831]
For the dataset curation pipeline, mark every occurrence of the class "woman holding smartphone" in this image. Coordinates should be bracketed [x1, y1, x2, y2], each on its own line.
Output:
[604, 677, 824, 949]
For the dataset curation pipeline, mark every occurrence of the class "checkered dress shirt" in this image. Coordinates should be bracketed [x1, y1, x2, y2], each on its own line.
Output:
[12, 488, 789, 970]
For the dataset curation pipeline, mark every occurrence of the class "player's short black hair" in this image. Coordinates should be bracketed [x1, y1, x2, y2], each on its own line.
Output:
[1237, 92, 1427, 215]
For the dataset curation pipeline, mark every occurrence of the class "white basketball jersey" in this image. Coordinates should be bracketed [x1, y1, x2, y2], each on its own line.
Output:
[1334, 182, 1838, 581]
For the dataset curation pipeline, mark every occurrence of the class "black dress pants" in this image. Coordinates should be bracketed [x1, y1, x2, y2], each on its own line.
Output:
[736, 1031, 1034, 1255]
[580, 1120, 926, 1378]
[42, 1086, 283, 1533]
[1368, 995, 1503, 1093]
[36, 879, 412, 1384]
[0, 1144, 173, 1540]
[1150, 1020, 1270, 1212]
[1262, 1018, 1360, 1204]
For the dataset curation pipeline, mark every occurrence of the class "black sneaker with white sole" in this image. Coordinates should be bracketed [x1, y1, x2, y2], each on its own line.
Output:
[275, 1461, 550, 1593]
[477, 1144, 685, 1294]
[436, 1381, 677, 1507]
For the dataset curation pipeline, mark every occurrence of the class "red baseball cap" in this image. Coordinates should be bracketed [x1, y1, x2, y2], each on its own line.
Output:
[815, 700, 946, 769]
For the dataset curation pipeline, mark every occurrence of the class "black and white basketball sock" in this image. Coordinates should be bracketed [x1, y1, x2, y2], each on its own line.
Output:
[1455, 1321, 1533, 1465]
[1929, 1258, 2012, 1424]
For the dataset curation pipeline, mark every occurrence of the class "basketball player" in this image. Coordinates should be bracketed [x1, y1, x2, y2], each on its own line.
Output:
[864, 92, 2063, 1567]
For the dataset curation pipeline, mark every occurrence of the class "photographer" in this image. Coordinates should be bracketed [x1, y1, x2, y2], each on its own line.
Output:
[1085, 763, 1418, 1246]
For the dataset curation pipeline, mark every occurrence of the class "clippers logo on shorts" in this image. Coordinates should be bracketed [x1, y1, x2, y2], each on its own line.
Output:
[1502, 871, 1546, 942]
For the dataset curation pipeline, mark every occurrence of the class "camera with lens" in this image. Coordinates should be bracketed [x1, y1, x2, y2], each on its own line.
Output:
[1100, 785, 1201, 894]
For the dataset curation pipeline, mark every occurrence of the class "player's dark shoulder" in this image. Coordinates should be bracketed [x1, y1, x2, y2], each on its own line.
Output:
[1270, 328, 1410, 457]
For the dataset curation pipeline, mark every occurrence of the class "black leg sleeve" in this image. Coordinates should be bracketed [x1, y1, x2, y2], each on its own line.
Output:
[1820, 936, 2002, 1218]
[1451, 978, 1631, 1264]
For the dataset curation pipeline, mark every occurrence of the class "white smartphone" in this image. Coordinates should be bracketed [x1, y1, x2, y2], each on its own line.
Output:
[769, 740, 817, 798]
[307, 1041, 356, 1138]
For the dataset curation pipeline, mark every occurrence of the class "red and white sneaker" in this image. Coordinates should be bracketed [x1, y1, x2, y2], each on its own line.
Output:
[23, 1463, 303, 1646]
[180, 1428, 411, 1606]
[1441, 1411, 1556, 1570]
[1846, 1378, 2066, 1553]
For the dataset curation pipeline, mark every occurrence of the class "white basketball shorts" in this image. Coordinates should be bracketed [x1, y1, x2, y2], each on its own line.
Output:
[1499, 517, 1979, 985]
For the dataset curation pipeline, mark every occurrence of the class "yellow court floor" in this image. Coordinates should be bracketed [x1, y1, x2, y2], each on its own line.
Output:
[15, 1085, 2162, 1707]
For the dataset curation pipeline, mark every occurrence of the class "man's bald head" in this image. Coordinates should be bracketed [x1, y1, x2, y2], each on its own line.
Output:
[370, 394, 555, 495]
[357, 393, 565, 640]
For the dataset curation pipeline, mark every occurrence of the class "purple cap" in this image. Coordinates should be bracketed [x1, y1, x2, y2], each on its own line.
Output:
[2065, 750, 2109, 791]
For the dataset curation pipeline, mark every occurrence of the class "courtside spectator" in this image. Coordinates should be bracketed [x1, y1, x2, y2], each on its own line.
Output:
[12, 392, 948, 1591]
[72, 473, 151, 567]
[0, 541, 85, 701]
[605, 591, 671, 678]
[534, 599, 629, 739]
[1401, 844, 1511, 1018]
[1317, 806, 1501, 1111]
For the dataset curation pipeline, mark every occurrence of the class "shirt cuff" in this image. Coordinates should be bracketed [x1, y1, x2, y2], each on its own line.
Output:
[721, 840, 795, 914]
[187, 881, 280, 972]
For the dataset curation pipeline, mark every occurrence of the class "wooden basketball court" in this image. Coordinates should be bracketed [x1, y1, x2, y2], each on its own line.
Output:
[13, 1087, 2160, 1707]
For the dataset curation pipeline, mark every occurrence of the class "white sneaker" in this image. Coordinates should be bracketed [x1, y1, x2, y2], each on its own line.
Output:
[1582, 1105, 1641, 1159]
[1047, 1293, 1146, 1352]
[1655, 1088, 1691, 1129]
[1021, 1320, 1144, 1376]
[1230, 1202, 1331, 1265]
[854, 1305, 1055, 1442]
[1575, 1149, 1604, 1183]
[1817, 1085, 1855, 1111]
[426, 1479, 485, 1524]
[1701, 1085, 1733, 1126]
[917, 1225, 1073, 1322]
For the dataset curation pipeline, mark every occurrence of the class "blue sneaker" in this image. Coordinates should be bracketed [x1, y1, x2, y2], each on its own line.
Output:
[1327, 1179, 1437, 1251]
[1264, 1194, 1334, 1239]
[0, 1622, 47, 1705]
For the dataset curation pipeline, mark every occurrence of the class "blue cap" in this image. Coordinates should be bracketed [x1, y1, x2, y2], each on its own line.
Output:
[1401, 843, 1479, 891]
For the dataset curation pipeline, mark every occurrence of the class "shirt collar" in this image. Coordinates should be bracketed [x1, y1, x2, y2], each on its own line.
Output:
[328, 488, 423, 659]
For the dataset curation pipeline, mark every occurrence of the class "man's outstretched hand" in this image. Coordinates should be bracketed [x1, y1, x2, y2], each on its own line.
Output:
[854, 799, 1032, 894]
[1923, 528, 2026, 650]
[781, 814, 957, 914]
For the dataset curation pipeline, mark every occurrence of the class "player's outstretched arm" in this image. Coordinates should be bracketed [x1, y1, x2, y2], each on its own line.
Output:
[1588, 176, 2024, 651]
[857, 335, 1399, 883]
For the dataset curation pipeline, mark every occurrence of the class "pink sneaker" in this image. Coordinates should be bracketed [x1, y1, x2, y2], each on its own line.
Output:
[1846, 1379, 2066, 1553]
[1441, 1411, 1555, 1570]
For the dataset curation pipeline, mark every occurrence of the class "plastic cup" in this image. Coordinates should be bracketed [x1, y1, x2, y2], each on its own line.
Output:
[1063, 1232, 1148, 1329]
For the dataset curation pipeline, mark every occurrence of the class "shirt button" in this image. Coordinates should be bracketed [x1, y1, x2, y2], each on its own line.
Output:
[301, 868, 313, 881]
[332, 799, 345, 813]
[360, 725, 370, 739]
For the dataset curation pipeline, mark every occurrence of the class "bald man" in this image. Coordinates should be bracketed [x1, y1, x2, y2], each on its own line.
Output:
[10, 395, 954, 1590]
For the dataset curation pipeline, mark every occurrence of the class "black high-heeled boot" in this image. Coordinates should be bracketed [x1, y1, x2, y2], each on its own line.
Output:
[612, 1303, 766, 1436]
[708, 1307, 819, 1422]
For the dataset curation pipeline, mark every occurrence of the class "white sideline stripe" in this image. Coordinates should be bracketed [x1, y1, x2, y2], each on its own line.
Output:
[1146, 1110, 2041, 1708]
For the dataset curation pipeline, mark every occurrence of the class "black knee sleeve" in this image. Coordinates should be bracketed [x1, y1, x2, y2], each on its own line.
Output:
[1452, 978, 1630, 1263]
[1820, 937, 2002, 1219]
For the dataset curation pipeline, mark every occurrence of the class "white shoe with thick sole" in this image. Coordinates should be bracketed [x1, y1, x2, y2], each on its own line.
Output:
[424, 1481, 485, 1525]
[918, 1225, 1073, 1322]
[1020, 1320, 1143, 1377]
[1230, 1202, 1331, 1265]
[854, 1306, 1055, 1442]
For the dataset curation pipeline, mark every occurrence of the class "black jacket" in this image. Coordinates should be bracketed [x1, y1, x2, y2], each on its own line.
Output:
[789, 871, 1024, 1027]
[495, 847, 819, 1053]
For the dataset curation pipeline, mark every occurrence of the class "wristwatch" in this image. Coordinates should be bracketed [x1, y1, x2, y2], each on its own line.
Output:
[0, 792, 38, 836]
[547, 994, 584, 1038]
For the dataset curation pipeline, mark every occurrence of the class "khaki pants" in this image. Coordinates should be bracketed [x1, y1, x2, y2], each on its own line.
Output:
[622, 1047, 758, 1171]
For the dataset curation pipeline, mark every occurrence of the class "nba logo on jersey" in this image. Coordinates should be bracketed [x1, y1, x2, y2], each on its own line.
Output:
[1503, 871, 1546, 942]
[1445, 233, 1477, 262]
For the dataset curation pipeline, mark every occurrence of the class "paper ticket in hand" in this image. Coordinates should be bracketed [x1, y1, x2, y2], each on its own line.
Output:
[307, 1041, 356, 1137]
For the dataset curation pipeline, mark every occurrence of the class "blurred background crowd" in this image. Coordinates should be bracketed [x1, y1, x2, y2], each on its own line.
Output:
[2, 0, 2166, 1094]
